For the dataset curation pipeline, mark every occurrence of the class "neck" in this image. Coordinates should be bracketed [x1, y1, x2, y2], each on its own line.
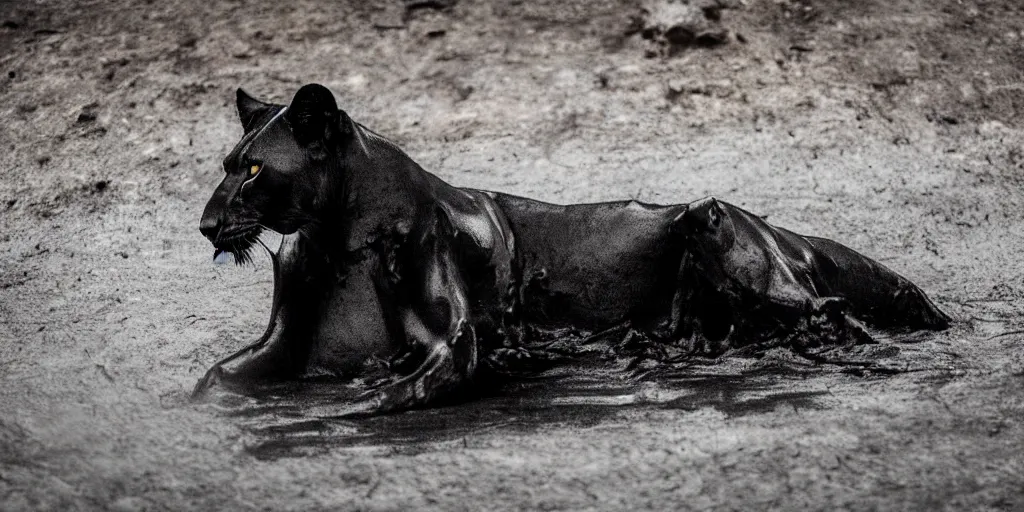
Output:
[306, 118, 434, 266]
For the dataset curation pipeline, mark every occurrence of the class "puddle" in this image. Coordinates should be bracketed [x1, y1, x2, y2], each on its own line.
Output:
[204, 360, 843, 460]
[209, 370, 637, 460]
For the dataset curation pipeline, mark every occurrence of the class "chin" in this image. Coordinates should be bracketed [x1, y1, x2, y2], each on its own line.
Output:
[211, 229, 266, 266]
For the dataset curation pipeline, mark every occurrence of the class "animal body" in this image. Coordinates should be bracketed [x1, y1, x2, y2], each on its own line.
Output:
[194, 84, 949, 414]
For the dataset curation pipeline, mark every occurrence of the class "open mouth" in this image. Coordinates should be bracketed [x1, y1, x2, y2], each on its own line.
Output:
[212, 227, 265, 266]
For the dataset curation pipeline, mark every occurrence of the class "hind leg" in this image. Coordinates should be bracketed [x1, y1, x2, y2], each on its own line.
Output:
[890, 284, 952, 330]
[804, 236, 951, 331]
[715, 295, 878, 356]
[793, 297, 878, 352]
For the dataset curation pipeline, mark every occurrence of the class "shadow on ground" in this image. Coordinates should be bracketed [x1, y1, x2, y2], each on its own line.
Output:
[210, 348, 955, 461]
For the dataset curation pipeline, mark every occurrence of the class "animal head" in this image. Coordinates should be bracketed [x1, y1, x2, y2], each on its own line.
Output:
[199, 84, 350, 263]
[676, 196, 737, 256]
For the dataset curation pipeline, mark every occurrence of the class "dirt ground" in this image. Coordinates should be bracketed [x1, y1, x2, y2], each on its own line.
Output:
[2, 0, 1024, 509]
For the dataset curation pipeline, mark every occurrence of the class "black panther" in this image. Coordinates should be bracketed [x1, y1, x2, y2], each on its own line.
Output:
[193, 84, 949, 414]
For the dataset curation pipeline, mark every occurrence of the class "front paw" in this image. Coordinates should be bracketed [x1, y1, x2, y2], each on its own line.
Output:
[191, 365, 225, 400]
[387, 345, 426, 375]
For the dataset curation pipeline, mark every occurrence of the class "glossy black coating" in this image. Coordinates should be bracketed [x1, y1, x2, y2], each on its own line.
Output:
[193, 85, 950, 414]
[676, 197, 949, 349]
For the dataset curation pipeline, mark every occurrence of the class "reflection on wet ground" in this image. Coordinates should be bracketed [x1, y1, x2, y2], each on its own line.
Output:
[205, 357, 843, 461]
[184, 319, 976, 461]
[657, 370, 828, 416]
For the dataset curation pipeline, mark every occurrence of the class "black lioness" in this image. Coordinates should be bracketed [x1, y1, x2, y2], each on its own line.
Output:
[194, 84, 949, 414]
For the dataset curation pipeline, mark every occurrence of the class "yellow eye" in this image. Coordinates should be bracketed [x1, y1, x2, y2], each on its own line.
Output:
[250, 164, 260, 175]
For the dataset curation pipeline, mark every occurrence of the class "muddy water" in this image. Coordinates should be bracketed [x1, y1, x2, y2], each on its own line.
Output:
[207, 344, 946, 462]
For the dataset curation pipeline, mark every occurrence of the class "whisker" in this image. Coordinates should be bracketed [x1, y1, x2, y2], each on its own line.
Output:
[216, 225, 266, 267]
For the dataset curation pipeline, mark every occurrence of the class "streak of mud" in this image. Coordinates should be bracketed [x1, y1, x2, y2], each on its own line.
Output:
[654, 368, 828, 416]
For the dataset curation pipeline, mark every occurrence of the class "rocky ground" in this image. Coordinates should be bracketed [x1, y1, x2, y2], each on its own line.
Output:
[1, 0, 1023, 509]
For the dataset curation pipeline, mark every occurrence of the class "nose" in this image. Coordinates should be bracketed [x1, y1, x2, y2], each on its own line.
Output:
[199, 213, 221, 242]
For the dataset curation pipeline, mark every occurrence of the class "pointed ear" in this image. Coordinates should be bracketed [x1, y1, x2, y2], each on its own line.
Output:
[707, 197, 722, 228]
[236, 88, 271, 132]
[286, 83, 340, 147]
